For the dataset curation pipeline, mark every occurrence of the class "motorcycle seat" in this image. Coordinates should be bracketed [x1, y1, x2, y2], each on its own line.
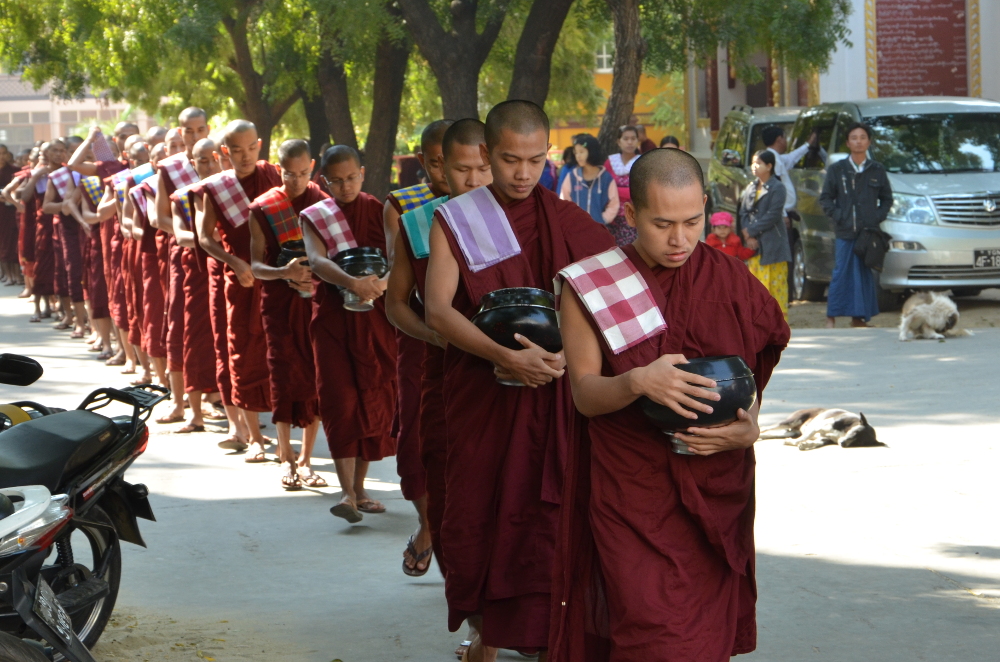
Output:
[0, 410, 122, 491]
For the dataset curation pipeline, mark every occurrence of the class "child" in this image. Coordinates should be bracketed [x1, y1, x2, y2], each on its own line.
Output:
[706, 211, 756, 260]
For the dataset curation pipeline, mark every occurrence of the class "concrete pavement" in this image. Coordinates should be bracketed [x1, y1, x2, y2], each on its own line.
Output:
[1, 289, 998, 661]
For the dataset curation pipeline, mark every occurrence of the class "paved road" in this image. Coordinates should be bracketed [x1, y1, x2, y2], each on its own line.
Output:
[1, 290, 997, 661]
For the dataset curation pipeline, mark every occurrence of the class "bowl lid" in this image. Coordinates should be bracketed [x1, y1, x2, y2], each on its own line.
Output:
[675, 355, 752, 382]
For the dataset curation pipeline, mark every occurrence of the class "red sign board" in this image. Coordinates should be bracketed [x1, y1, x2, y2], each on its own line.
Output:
[876, 0, 968, 97]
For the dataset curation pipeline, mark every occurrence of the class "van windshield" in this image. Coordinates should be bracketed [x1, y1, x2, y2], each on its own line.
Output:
[865, 113, 1000, 173]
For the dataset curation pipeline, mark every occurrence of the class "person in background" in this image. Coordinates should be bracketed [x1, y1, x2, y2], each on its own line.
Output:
[706, 211, 756, 261]
[819, 122, 892, 328]
[556, 143, 578, 195]
[660, 135, 681, 149]
[560, 134, 618, 226]
[635, 124, 657, 154]
[739, 150, 791, 318]
[761, 126, 811, 226]
[604, 125, 641, 246]
[537, 156, 558, 192]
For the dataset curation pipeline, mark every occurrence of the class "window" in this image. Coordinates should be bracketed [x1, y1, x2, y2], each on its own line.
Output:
[99, 109, 117, 120]
[832, 112, 856, 155]
[749, 122, 795, 158]
[31, 112, 49, 124]
[0, 113, 8, 125]
[595, 43, 613, 73]
[12, 113, 29, 124]
[789, 111, 835, 170]
[60, 110, 78, 123]
[865, 112, 1000, 174]
[80, 110, 97, 121]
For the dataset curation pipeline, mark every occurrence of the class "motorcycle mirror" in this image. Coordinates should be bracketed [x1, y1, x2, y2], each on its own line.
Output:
[0, 354, 44, 387]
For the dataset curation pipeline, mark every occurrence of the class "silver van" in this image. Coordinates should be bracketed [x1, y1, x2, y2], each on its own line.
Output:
[788, 97, 1000, 307]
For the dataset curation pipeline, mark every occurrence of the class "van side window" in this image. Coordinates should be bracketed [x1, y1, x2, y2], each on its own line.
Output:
[714, 120, 734, 158]
[790, 112, 835, 170]
[833, 113, 857, 154]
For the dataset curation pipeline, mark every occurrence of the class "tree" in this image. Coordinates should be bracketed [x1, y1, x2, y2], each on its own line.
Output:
[362, 20, 411, 200]
[598, 0, 645, 156]
[396, 0, 510, 119]
[506, 0, 576, 107]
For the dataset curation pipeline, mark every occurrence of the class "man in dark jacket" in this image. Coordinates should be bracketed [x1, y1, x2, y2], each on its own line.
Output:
[819, 122, 892, 328]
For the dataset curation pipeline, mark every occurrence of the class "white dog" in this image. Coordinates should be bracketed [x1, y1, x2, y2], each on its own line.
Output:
[898, 291, 973, 341]
[759, 408, 884, 451]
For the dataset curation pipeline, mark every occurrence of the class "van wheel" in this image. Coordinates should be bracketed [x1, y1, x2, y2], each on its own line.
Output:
[875, 282, 903, 312]
[791, 240, 825, 301]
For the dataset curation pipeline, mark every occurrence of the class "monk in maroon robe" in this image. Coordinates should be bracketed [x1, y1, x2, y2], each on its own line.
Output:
[1, 161, 32, 297]
[118, 138, 155, 382]
[23, 143, 65, 321]
[196, 120, 280, 460]
[551, 149, 791, 662]
[387, 119, 491, 587]
[424, 101, 615, 660]
[249, 139, 326, 490]
[302, 145, 397, 522]
[0, 150, 19, 286]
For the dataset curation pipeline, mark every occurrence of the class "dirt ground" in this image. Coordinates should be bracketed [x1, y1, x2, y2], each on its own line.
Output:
[788, 288, 1000, 329]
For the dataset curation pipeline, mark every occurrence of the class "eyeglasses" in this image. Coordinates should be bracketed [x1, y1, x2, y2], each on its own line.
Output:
[323, 173, 362, 187]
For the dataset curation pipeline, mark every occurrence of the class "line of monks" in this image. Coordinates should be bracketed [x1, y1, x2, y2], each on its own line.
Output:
[1, 100, 791, 661]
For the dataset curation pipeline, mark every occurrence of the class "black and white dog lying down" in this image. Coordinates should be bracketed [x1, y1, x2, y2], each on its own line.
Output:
[759, 408, 886, 451]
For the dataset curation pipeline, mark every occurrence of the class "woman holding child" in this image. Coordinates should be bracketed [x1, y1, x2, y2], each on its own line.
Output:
[739, 149, 791, 317]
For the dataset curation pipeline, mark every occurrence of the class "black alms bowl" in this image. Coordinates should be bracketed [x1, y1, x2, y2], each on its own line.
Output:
[277, 240, 308, 268]
[471, 287, 562, 354]
[333, 246, 388, 278]
[639, 355, 757, 431]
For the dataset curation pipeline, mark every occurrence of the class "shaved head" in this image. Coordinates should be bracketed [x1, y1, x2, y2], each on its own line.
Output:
[164, 128, 185, 156]
[420, 119, 454, 154]
[114, 122, 139, 138]
[145, 126, 168, 145]
[223, 119, 257, 145]
[629, 148, 704, 211]
[150, 142, 167, 165]
[179, 107, 207, 123]
[277, 139, 311, 167]
[192, 137, 217, 155]
[484, 100, 549, 152]
[442, 119, 486, 161]
[321, 144, 361, 170]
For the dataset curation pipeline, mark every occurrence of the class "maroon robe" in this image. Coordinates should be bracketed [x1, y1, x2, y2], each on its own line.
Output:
[132, 187, 166, 359]
[435, 185, 614, 652]
[305, 191, 397, 461]
[204, 162, 281, 412]
[397, 215, 448, 572]
[33, 204, 55, 297]
[97, 162, 128, 331]
[79, 184, 110, 319]
[207, 256, 233, 405]
[0, 163, 18, 263]
[549, 244, 791, 662]
[249, 182, 326, 427]
[16, 170, 36, 269]
[165, 235, 185, 371]
[53, 192, 85, 303]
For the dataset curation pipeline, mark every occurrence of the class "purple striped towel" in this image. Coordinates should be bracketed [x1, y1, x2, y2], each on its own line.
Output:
[435, 186, 521, 273]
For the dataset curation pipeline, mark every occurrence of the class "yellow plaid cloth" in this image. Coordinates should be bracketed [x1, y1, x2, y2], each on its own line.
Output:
[81, 176, 104, 207]
[390, 183, 435, 214]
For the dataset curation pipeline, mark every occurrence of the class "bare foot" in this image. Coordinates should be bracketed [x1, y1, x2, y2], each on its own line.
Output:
[825, 316, 836, 329]
[467, 632, 498, 662]
[403, 524, 434, 574]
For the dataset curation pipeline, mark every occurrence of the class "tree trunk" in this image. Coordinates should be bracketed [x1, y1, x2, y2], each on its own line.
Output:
[300, 90, 331, 163]
[598, 0, 646, 157]
[506, 0, 575, 108]
[317, 50, 358, 151]
[397, 0, 509, 120]
[363, 31, 410, 201]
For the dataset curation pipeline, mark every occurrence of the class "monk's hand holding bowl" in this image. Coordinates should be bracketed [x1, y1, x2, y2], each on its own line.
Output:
[633, 354, 720, 420]
[348, 274, 386, 302]
[674, 407, 760, 456]
[495, 334, 565, 388]
[283, 256, 311, 284]
[232, 258, 256, 288]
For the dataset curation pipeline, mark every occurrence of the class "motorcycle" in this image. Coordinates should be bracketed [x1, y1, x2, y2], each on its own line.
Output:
[0, 353, 167, 662]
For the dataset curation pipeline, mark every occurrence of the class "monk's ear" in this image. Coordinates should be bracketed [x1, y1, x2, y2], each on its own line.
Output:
[415, 151, 425, 169]
[309, 159, 316, 172]
[358, 165, 365, 182]
[479, 143, 491, 167]
[624, 201, 638, 228]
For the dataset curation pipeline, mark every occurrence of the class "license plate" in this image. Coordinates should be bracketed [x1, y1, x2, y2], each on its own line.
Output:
[974, 249, 1000, 269]
[32, 577, 76, 648]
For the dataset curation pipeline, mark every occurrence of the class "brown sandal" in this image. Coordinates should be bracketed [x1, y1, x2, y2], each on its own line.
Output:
[282, 463, 302, 491]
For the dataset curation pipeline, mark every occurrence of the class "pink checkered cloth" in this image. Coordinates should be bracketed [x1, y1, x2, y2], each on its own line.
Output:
[436, 186, 521, 272]
[158, 152, 199, 190]
[48, 167, 80, 200]
[201, 171, 251, 228]
[92, 132, 116, 162]
[299, 198, 357, 258]
[555, 247, 667, 355]
[129, 177, 158, 216]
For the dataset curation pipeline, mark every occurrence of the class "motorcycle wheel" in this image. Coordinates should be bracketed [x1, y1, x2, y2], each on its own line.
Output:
[0, 632, 49, 662]
[44, 504, 121, 652]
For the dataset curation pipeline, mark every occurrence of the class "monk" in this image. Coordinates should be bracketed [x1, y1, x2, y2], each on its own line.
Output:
[384, 119, 453, 573]
[2, 148, 37, 302]
[152, 124, 203, 424]
[301, 145, 397, 523]
[196, 120, 280, 461]
[23, 142, 66, 324]
[387, 118, 490, 584]
[172, 138, 226, 436]
[0, 146, 20, 287]
[249, 139, 326, 490]
[119, 138, 155, 383]
[550, 149, 791, 662]
[424, 100, 615, 661]
[145, 126, 168, 146]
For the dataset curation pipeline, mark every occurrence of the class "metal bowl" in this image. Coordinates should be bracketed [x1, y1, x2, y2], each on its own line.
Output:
[333, 247, 388, 312]
[638, 355, 757, 454]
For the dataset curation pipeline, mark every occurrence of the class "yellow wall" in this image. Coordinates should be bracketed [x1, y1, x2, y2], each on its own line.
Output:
[549, 71, 687, 160]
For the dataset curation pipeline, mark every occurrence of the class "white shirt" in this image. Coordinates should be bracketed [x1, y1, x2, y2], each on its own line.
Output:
[768, 144, 810, 213]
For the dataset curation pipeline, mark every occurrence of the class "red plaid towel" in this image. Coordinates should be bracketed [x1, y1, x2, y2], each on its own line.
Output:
[300, 198, 356, 257]
[129, 177, 158, 216]
[554, 247, 667, 355]
[170, 184, 198, 229]
[48, 167, 76, 199]
[255, 188, 301, 244]
[202, 171, 251, 228]
[159, 152, 199, 190]
[92, 132, 115, 162]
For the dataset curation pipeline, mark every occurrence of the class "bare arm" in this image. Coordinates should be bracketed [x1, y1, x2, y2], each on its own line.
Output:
[560, 285, 719, 418]
[66, 126, 100, 176]
[385, 230, 445, 347]
[249, 214, 312, 294]
[2, 178, 24, 212]
[63, 188, 90, 231]
[80, 187, 114, 225]
[383, 199, 401, 267]
[41, 182, 62, 215]
[302, 222, 385, 301]
[152, 171, 172, 234]
[424, 221, 563, 388]
[121, 193, 136, 240]
[559, 174, 572, 201]
[195, 194, 253, 287]
[602, 179, 619, 224]
[173, 198, 198, 248]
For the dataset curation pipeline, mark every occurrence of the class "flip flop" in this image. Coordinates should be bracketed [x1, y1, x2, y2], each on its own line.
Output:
[356, 499, 386, 514]
[202, 409, 227, 421]
[282, 463, 302, 491]
[69, 330, 85, 339]
[96, 351, 114, 361]
[330, 500, 363, 524]
[155, 412, 185, 424]
[174, 423, 205, 434]
[244, 447, 268, 463]
[402, 534, 433, 577]
[28, 315, 42, 323]
[296, 467, 328, 488]
[218, 438, 248, 451]
[455, 641, 472, 660]
[105, 355, 126, 366]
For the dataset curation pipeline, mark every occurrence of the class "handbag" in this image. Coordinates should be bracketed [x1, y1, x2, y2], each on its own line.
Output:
[853, 228, 891, 272]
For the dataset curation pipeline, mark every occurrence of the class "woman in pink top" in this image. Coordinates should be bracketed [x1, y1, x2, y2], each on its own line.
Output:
[603, 125, 640, 246]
